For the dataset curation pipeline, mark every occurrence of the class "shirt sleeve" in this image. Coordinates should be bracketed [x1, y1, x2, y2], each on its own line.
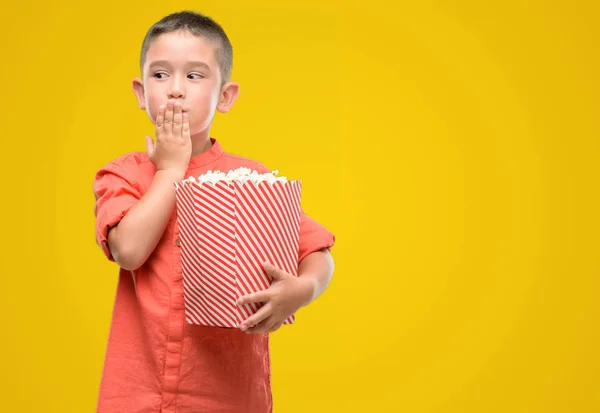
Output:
[92, 158, 142, 262]
[297, 209, 336, 264]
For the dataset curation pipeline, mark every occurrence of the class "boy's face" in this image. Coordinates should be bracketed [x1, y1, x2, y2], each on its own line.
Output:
[132, 31, 238, 136]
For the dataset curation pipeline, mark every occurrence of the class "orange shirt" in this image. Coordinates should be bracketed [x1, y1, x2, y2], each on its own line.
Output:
[92, 138, 335, 413]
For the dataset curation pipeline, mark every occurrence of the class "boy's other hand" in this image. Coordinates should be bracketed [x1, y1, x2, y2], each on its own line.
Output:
[237, 262, 314, 334]
[145, 99, 191, 175]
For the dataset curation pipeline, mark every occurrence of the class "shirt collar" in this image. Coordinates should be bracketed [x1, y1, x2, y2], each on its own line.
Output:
[188, 138, 224, 169]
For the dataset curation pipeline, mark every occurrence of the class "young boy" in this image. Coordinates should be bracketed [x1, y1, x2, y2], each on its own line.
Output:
[92, 10, 336, 413]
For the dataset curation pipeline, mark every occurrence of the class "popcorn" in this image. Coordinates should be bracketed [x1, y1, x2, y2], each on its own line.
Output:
[174, 167, 302, 329]
[179, 167, 288, 186]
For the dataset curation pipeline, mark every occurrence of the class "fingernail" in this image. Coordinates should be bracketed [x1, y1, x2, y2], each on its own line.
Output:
[240, 324, 247, 331]
[237, 299, 244, 306]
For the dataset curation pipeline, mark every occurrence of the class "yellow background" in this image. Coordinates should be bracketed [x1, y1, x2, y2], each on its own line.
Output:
[1, 1, 598, 412]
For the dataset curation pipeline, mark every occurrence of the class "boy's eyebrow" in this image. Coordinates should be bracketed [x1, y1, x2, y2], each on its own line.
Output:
[148, 60, 211, 70]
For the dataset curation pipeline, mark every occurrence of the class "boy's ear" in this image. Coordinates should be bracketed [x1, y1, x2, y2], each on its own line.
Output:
[217, 81, 240, 113]
[132, 77, 146, 110]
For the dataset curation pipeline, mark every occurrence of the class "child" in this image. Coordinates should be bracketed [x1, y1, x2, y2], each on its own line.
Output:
[92, 10, 336, 413]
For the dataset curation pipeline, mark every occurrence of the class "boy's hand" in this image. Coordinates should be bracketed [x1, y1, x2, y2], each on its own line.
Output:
[237, 262, 314, 334]
[145, 99, 192, 175]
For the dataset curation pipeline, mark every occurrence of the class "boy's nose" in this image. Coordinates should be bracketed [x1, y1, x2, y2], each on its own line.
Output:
[168, 79, 185, 99]
[169, 88, 185, 99]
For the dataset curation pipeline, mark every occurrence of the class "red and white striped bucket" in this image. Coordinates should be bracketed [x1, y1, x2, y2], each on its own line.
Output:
[175, 178, 302, 328]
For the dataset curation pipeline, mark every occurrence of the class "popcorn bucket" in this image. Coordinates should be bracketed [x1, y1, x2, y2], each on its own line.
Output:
[174, 170, 302, 328]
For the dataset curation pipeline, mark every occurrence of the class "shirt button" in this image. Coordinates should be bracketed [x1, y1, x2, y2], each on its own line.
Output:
[175, 238, 181, 247]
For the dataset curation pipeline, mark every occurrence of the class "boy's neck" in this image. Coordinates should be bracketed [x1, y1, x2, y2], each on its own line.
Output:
[190, 131, 213, 157]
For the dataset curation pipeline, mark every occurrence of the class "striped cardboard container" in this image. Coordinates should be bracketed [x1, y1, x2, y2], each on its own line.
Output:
[174, 178, 302, 328]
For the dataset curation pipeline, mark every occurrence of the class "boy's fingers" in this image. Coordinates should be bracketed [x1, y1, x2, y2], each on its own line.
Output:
[263, 262, 286, 280]
[182, 112, 190, 141]
[267, 322, 283, 333]
[172, 101, 182, 137]
[239, 304, 271, 331]
[145, 136, 154, 157]
[164, 100, 174, 135]
[246, 317, 276, 334]
[155, 104, 165, 129]
[238, 290, 270, 306]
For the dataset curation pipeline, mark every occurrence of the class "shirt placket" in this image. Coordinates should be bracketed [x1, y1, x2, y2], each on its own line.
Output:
[161, 216, 185, 412]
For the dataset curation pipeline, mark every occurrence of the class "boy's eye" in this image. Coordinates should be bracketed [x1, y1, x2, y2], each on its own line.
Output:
[153, 72, 203, 79]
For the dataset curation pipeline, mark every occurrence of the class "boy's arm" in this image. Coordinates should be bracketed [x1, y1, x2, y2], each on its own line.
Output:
[296, 248, 335, 306]
[106, 99, 191, 270]
[108, 169, 184, 271]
